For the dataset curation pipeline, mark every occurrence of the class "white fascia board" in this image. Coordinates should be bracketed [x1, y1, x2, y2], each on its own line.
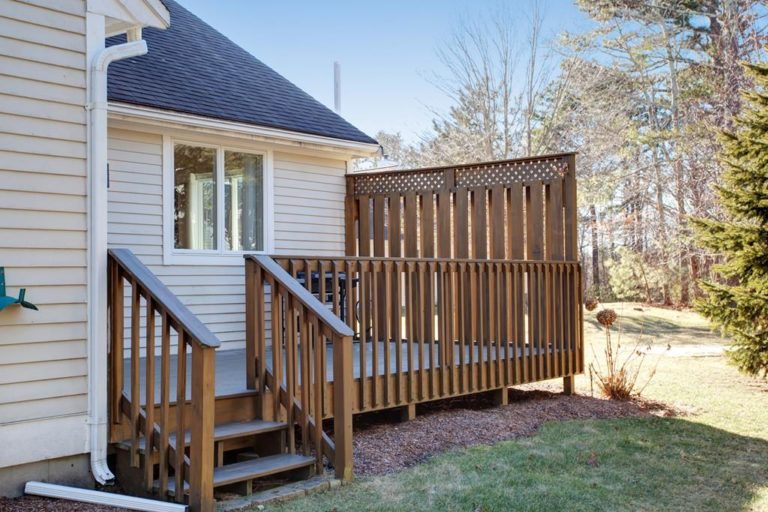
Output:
[108, 102, 381, 158]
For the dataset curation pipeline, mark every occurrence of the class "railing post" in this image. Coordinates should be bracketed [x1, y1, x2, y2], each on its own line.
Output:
[189, 346, 216, 512]
[332, 333, 354, 481]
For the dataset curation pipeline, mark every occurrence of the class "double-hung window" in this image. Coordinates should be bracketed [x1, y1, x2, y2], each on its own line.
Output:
[167, 140, 270, 263]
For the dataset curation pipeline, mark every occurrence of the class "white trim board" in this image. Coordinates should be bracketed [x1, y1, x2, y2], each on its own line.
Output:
[109, 103, 380, 159]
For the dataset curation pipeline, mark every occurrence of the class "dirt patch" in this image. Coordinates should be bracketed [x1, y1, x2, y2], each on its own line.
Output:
[0, 495, 128, 512]
[352, 385, 677, 477]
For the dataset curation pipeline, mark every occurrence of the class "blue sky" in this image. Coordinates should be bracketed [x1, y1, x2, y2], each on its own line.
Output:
[176, 1, 592, 143]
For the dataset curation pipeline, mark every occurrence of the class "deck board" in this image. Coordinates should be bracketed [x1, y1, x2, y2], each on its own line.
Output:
[125, 340, 557, 404]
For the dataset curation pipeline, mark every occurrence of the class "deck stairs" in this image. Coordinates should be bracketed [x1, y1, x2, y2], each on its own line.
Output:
[114, 408, 317, 499]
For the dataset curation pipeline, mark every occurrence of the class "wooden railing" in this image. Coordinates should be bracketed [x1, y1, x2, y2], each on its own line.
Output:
[108, 248, 220, 512]
[273, 256, 583, 413]
[244, 254, 355, 481]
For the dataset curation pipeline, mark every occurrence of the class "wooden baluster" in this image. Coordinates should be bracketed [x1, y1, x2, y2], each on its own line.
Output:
[313, 316, 324, 472]
[271, 280, 283, 422]
[285, 295, 296, 454]
[417, 262, 426, 401]
[580, 266, 585, 373]
[159, 311, 171, 497]
[457, 262, 466, 394]
[343, 260, 353, 331]
[189, 345, 215, 512]
[494, 263, 503, 389]
[544, 263, 552, 379]
[558, 264, 566, 378]
[487, 262, 496, 390]
[256, 265, 267, 416]
[144, 297, 155, 491]
[437, 262, 446, 398]
[429, 261, 438, 399]
[526, 263, 536, 382]
[300, 305, 311, 456]
[174, 332, 187, 502]
[109, 261, 124, 427]
[383, 261, 392, 407]
[448, 263, 457, 396]
[358, 259, 367, 410]
[504, 263, 513, 386]
[371, 261, 379, 409]
[469, 263, 477, 392]
[406, 262, 416, 403]
[130, 283, 140, 468]
[331, 260, 340, 317]
[394, 260, 403, 404]
[563, 265, 575, 375]
[516, 264, 526, 384]
[536, 263, 548, 378]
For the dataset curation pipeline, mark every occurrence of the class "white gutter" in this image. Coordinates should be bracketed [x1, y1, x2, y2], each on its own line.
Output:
[86, 24, 148, 485]
[25, 482, 186, 512]
[108, 102, 381, 157]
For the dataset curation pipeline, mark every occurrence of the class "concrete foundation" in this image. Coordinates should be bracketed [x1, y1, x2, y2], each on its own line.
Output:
[0, 454, 92, 498]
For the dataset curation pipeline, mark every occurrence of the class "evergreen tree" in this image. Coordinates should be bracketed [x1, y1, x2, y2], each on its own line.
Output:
[692, 60, 768, 377]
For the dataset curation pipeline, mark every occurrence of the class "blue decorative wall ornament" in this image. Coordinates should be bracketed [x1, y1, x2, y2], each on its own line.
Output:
[0, 267, 38, 312]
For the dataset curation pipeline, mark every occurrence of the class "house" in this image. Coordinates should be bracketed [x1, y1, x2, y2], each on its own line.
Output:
[0, 1, 583, 511]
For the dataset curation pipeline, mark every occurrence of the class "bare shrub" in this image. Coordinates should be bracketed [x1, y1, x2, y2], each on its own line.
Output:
[589, 308, 659, 400]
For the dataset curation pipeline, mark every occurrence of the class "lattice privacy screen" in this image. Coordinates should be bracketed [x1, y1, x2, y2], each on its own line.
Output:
[346, 155, 577, 262]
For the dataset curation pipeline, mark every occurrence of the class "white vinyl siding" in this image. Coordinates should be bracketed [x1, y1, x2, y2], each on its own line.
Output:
[0, 0, 88, 464]
[107, 128, 348, 349]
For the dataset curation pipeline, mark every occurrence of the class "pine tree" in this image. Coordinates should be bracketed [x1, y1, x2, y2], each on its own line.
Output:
[692, 60, 768, 377]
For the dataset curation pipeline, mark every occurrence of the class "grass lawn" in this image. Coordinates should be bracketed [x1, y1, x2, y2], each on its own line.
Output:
[261, 303, 768, 512]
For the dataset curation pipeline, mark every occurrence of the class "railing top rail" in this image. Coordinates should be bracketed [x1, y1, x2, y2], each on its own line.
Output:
[271, 255, 580, 266]
[109, 248, 221, 349]
[246, 255, 354, 338]
[347, 152, 576, 179]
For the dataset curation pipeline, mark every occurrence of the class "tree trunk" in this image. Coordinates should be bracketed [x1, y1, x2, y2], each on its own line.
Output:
[590, 204, 600, 294]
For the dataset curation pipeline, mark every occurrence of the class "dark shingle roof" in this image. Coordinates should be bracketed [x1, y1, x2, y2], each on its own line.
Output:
[107, 0, 377, 145]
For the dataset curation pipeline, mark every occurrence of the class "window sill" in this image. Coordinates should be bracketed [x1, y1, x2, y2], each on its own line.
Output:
[163, 250, 265, 266]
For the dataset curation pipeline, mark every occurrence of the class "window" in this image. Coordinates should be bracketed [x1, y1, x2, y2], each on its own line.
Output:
[166, 139, 271, 263]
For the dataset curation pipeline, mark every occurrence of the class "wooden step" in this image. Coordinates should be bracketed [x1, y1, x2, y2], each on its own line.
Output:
[117, 419, 287, 452]
[163, 454, 315, 495]
[213, 453, 315, 487]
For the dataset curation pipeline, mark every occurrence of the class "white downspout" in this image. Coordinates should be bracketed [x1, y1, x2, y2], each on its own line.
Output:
[87, 23, 148, 485]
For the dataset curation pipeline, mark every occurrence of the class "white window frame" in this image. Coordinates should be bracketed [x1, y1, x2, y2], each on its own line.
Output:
[162, 135, 274, 265]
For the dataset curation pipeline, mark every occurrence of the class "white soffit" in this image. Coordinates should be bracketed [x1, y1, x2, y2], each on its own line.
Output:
[88, 0, 170, 36]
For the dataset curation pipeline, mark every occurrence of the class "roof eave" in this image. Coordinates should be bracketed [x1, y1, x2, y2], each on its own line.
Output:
[108, 102, 381, 158]
[88, 0, 170, 36]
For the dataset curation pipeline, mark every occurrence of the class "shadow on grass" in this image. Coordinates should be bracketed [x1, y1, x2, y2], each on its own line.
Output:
[270, 396, 768, 512]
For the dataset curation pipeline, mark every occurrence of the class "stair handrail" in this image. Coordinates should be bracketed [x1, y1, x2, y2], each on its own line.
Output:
[247, 254, 353, 338]
[108, 248, 218, 512]
[109, 248, 221, 349]
[244, 254, 355, 481]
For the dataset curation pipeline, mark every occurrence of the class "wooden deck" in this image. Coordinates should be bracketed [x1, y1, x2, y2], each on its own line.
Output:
[124, 341, 562, 404]
[108, 154, 585, 512]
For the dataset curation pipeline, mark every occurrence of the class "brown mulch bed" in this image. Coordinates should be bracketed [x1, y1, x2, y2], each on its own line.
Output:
[352, 385, 678, 477]
[0, 495, 128, 512]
